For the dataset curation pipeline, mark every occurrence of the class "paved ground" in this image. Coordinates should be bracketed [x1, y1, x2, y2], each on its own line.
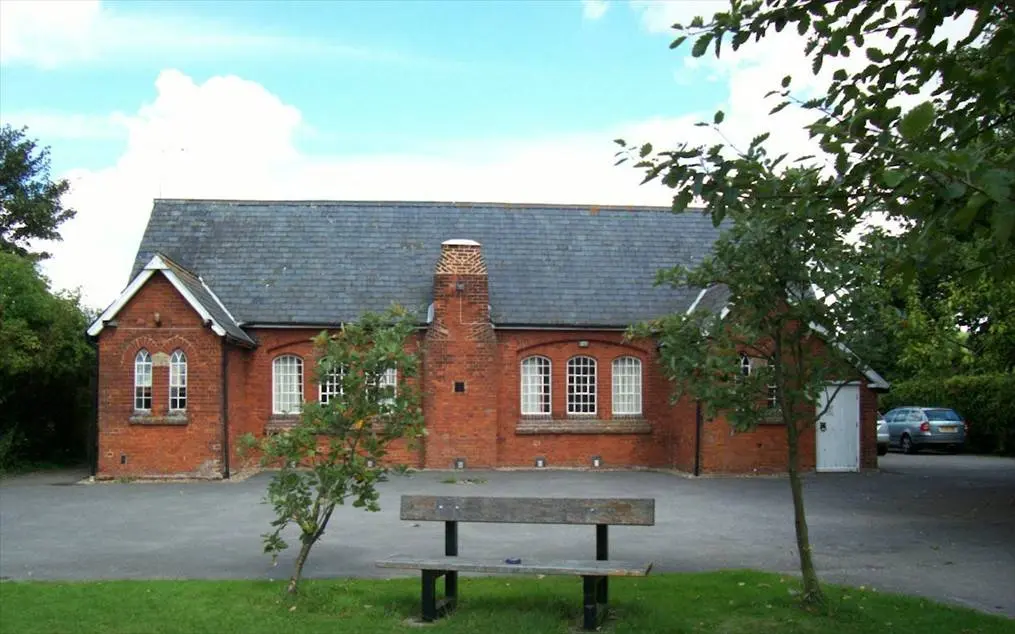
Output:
[1, 454, 1013, 617]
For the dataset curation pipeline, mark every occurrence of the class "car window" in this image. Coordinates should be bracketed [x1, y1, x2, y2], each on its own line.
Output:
[906, 410, 923, 422]
[886, 410, 902, 422]
[925, 408, 961, 421]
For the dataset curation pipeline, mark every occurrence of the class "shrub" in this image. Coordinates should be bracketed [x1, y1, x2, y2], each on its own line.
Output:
[880, 374, 1015, 455]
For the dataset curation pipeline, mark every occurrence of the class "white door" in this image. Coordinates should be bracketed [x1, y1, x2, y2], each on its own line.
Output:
[816, 384, 860, 472]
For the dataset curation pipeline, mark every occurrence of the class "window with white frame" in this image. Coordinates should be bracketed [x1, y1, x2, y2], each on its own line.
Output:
[272, 355, 303, 415]
[370, 367, 398, 406]
[520, 356, 551, 415]
[169, 349, 187, 411]
[612, 356, 642, 416]
[567, 356, 597, 415]
[319, 365, 345, 405]
[740, 354, 777, 409]
[134, 349, 152, 411]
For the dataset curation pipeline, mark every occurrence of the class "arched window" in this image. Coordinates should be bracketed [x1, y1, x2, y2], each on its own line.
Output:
[134, 349, 152, 411]
[169, 350, 187, 411]
[612, 356, 642, 416]
[272, 355, 303, 415]
[740, 353, 752, 376]
[319, 365, 345, 405]
[567, 356, 597, 415]
[520, 356, 551, 415]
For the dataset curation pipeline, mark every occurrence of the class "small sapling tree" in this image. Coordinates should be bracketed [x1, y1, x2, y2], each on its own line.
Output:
[243, 306, 423, 594]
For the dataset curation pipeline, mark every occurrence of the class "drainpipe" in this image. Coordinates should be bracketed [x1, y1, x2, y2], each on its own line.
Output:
[220, 338, 230, 479]
[90, 341, 100, 477]
[693, 399, 703, 477]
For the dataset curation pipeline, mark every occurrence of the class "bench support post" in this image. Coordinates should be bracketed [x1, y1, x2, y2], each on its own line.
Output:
[421, 570, 439, 622]
[596, 524, 609, 605]
[582, 575, 607, 631]
[445, 521, 459, 606]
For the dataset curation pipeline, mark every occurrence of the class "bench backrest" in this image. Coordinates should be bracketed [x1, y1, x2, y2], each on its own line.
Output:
[400, 495, 655, 526]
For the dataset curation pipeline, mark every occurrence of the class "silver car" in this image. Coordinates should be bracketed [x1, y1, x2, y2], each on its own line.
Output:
[884, 407, 967, 454]
[876, 413, 889, 456]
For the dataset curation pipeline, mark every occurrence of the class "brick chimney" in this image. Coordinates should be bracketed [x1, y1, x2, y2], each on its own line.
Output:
[423, 240, 499, 468]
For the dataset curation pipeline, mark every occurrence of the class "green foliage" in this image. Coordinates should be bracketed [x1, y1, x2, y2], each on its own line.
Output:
[642, 1, 1014, 278]
[3, 572, 1013, 634]
[881, 374, 1015, 454]
[0, 124, 75, 259]
[243, 306, 424, 594]
[0, 251, 95, 469]
[855, 231, 1015, 381]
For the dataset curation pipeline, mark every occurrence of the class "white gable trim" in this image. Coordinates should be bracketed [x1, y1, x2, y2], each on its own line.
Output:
[808, 322, 890, 390]
[86, 254, 227, 338]
[686, 288, 708, 315]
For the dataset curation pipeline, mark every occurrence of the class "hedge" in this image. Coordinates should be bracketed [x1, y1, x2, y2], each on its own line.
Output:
[879, 374, 1015, 455]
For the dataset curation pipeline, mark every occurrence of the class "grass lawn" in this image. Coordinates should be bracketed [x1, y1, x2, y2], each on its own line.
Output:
[1, 571, 1011, 634]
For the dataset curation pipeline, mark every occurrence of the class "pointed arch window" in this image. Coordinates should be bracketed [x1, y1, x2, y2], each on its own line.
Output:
[169, 350, 187, 411]
[134, 349, 152, 411]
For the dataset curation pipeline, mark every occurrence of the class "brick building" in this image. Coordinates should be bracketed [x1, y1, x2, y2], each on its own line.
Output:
[87, 200, 888, 479]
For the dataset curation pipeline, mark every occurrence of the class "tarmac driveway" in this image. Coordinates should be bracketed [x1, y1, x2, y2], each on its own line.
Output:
[1, 454, 1013, 617]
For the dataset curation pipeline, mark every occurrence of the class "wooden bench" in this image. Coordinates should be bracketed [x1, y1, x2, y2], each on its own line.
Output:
[376, 495, 655, 631]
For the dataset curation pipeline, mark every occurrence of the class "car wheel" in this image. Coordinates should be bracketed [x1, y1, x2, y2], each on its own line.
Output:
[877, 445, 888, 456]
[901, 434, 917, 454]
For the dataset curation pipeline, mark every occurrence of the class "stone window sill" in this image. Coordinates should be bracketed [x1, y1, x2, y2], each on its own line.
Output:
[266, 415, 301, 432]
[759, 410, 784, 425]
[130, 413, 189, 426]
[516, 418, 652, 435]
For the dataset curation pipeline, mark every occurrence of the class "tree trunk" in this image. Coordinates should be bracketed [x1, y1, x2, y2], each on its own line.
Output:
[786, 417, 825, 607]
[287, 538, 316, 595]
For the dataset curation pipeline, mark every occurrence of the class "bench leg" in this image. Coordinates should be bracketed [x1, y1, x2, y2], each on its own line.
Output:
[420, 570, 458, 623]
[421, 570, 440, 622]
[446, 571, 458, 607]
[582, 576, 607, 631]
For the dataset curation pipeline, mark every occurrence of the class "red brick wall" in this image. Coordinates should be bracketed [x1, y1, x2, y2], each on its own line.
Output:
[96, 273, 224, 478]
[97, 274, 878, 477]
[228, 328, 425, 473]
[491, 331, 682, 468]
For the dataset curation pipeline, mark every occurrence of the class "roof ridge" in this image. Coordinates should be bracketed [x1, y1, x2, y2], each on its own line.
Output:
[153, 198, 708, 214]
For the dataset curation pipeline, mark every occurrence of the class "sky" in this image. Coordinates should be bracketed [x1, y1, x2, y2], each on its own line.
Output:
[0, 0, 908, 310]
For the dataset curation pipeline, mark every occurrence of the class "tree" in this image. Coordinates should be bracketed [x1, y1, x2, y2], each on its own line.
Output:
[619, 0, 1013, 604]
[658, 1, 1014, 277]
[628, 159, 878, 607]
[1, 124, 75, 259]
[0, 251, 95, 470]
[242, 307, 424, 595]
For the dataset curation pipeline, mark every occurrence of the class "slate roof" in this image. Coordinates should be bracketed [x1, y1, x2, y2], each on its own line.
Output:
[158, 256, 257, 345]
[130, 200, 727, 328]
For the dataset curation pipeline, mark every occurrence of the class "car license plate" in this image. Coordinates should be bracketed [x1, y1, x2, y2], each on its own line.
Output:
[939, 425, 957, 433]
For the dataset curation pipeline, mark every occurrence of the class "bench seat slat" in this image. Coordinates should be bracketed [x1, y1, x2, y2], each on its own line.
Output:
[400, 496, 655, 525]
[376, 555, 652, 577]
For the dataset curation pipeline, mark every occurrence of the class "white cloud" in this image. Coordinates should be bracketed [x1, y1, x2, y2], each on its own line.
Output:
[0, 0, 431, 69]
[1, 111, 130, 141]
[630, 1, 728, 34]
[40, 70, 700, 310]
[582, 0, 610, 21]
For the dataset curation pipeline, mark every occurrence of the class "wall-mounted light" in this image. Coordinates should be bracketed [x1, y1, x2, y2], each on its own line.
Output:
[578, 340, 589, 348]
[591, 455, 602, 468]
[535, 457, 546, 468]
[454, 457, 466, 470]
